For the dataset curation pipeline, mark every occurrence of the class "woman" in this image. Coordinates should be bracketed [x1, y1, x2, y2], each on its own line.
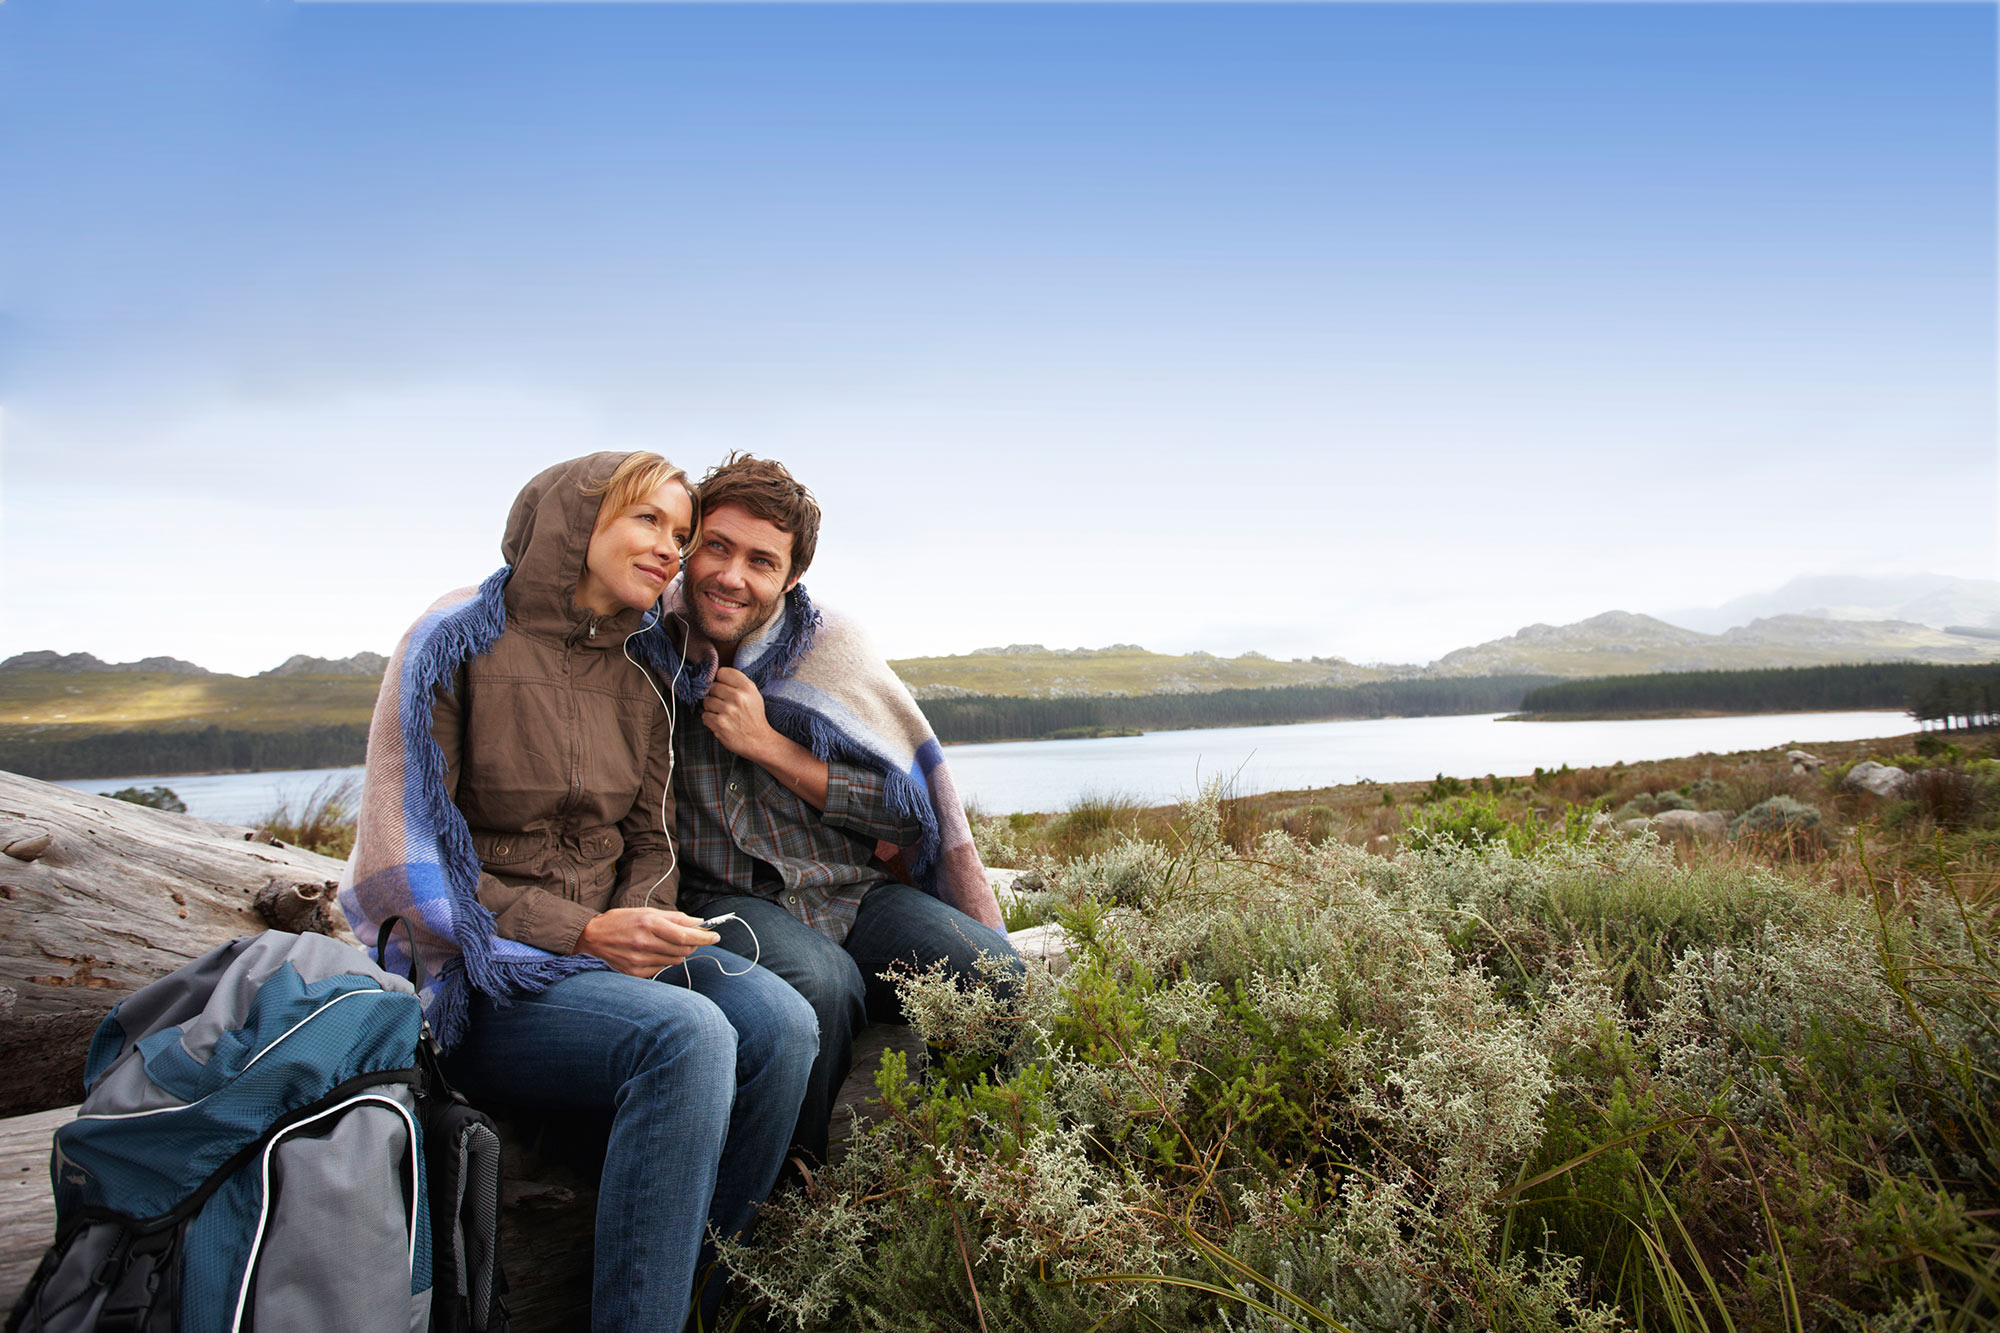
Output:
[340, 451, 816, 1332]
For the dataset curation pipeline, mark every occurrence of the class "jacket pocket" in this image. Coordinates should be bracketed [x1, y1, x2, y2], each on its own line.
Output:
[469, 829, 547, 868]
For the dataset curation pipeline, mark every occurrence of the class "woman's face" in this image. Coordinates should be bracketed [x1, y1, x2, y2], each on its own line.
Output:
[575, 479, 694, 616]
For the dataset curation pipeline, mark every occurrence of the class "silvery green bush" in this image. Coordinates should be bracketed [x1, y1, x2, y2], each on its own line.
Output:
[725, 790, 1999, 1332]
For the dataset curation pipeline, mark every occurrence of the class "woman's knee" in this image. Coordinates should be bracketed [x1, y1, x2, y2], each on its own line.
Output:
[723, 972, 820, 1087]
[625, 986, 737, 1089]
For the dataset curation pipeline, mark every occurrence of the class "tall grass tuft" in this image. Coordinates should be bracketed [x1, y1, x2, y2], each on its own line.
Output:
[255, 776, 361, 858]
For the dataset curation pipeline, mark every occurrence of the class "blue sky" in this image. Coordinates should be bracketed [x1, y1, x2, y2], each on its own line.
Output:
[2, 1, 1993, 674]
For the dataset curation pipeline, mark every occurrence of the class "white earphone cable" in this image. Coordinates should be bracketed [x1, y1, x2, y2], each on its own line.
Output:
[624, 606, 686, 911]
[625, 595, 759, 985]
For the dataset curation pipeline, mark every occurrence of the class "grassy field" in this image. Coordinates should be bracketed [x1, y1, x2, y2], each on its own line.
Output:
[0, 671, 382, 778]
[887, 645, 1386, 698]
[969, 731, 1926, 866]
[0, 670, 380, 729]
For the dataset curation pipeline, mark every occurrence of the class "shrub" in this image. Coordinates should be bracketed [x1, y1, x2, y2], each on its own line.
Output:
[1271, 802, 1342, 844]
[1681, 776, 1730, 808]
[728, 794, 2000, 1333]
[1913, 733, 1962, 761]
[967, 806, 1030, 869]
[105, 785, 187, 813]
[1422, 773, 1466, 804]
[1736, 792, 1832, 836]
[1727, 764, 1814, 813]
[1905, 765, 1989, 830]
[1403, 794, 1513, 853]
[1612, 789, 1697, 822]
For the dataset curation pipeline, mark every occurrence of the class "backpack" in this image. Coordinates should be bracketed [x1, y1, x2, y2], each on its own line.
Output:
[6, 929, 508, 1333]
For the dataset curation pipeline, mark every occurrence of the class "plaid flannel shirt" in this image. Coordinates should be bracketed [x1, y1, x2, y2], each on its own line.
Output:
[671, 717, 926, 944]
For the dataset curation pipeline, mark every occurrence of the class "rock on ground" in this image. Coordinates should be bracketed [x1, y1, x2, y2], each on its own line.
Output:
[1651, 809, 1730, 841]
[1843, 761, 1912, 799]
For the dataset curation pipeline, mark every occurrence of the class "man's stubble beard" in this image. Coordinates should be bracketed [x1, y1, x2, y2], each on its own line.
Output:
[689, 577, 786, 648]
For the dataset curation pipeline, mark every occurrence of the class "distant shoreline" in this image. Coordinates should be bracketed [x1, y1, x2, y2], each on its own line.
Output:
[1502, 706, 1911, 723]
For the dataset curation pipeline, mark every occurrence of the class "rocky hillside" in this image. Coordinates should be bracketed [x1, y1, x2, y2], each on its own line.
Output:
[1661, 573, 2000, 634]
[259, 653, 389, 678]
[1429, 611, 2000, 678]
[0, 651, 212, 676]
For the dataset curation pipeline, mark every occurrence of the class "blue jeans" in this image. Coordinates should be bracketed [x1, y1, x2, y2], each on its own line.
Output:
[693, 883, 1024, 1161]
[439, 948, 816, 1333]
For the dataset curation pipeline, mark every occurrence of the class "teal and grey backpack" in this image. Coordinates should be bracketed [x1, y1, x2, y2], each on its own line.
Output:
[6, 929, 507, 1333]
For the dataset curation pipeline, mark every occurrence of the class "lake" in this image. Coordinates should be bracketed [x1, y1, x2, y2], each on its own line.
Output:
[57, 708, 1913, 822]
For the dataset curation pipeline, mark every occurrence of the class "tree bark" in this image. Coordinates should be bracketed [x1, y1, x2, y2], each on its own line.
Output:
[0, 769, 355, 1115]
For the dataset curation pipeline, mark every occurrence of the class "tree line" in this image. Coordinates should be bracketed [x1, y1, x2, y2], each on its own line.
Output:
[1909, 670, 2000, 731]
[1519, 662, 1998, 719]
[916, 675, 1557, 744]
[0, 724, 369, 781]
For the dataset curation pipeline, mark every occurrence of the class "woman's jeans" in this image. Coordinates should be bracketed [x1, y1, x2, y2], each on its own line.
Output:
[440, 948, 816, 1333]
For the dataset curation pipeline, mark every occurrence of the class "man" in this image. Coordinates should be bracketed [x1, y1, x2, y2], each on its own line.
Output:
[661, 453, 1022, 1162]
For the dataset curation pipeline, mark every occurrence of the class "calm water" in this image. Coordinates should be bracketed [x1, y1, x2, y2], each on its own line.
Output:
[58, 709, 1912, 821]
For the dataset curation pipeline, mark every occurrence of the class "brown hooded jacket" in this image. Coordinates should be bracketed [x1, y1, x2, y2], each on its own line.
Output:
[430, 452, 681, 956]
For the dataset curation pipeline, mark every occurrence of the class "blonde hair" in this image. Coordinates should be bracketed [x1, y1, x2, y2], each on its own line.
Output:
[582, 452, 694, 534]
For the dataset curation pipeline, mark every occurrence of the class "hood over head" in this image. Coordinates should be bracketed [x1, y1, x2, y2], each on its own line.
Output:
[500, 452, 650, 640]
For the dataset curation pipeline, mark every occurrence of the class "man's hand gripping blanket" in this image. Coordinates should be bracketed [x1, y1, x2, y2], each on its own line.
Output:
[662, 578, 1003, 933]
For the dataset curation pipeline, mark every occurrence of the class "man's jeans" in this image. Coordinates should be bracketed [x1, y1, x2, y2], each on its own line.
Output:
[696, 883, 1024, 1161]
[440, 949, 816, 1333]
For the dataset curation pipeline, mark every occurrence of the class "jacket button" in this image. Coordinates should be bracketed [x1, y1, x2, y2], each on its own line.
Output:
[495, 843, 510, 856]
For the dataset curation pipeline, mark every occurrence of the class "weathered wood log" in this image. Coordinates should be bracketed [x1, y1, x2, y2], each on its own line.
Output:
[0, 769, 355, 1116]
[0, 1106, 72, 1302]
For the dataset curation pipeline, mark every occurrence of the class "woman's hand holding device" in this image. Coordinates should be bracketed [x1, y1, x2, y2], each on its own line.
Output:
[577, 907, 720, 977]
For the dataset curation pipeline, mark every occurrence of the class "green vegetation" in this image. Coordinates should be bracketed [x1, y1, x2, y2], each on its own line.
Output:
[732, 745, 2000, 1332]
[0, 668, 380, 728]
[105, 785, 186, 813]
[0, 668, 379, 779]
[923, 675, 1558, 744]
[1518, 662, 1992, 719]
[1911, 671, 2000, 731]
[889, 645, 1381, 699]
[0, 723, 369, 780]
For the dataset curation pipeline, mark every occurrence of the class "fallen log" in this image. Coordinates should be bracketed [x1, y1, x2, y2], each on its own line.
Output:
[0, 769, 355, 1116]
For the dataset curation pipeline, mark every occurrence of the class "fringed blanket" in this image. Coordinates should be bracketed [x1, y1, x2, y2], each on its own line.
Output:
[662, 580, 1002, 933]
[337, 569, 683, 1049]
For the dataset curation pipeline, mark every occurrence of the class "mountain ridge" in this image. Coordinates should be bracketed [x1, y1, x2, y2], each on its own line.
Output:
[13, 597, 2000, 702]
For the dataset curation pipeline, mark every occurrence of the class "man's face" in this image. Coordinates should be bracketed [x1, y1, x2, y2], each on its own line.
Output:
[683, 502, 798, 645]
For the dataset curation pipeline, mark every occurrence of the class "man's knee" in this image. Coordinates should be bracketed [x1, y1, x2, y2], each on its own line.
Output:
[791, 947, 867, 1025]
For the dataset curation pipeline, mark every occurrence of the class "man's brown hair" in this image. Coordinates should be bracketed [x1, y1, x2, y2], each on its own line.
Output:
[695, 453, 821, 579]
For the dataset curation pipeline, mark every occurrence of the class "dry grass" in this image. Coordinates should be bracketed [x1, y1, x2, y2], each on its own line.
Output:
[255, 776, 361, 858]
[994, 730, 1983, 884]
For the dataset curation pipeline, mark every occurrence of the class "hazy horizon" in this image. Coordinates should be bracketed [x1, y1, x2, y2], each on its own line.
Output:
[4, 1, 1994, 677]
[11, 567, 2000, 679]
